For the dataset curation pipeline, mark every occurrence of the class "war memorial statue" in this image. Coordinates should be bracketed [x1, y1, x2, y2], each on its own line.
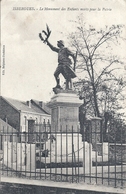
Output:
[39, 25, 77, 93]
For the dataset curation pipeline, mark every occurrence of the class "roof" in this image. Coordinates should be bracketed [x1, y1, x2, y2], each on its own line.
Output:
[31, 99, 51, 114]
[1, 96, 50, 115]
[0, 118, 17, 133]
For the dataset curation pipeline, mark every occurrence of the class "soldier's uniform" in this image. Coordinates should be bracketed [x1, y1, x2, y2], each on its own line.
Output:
[47, 40, 76, 87]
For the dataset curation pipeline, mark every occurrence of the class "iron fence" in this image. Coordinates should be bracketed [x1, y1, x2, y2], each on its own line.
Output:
[0, 120, 126, 189]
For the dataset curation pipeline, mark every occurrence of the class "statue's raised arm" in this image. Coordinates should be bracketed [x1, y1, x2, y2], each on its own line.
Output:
[39, 24, 77, 93]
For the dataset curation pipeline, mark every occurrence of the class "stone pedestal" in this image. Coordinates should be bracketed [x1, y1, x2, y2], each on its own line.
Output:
[41, 134, 92, 174]
[47, 91, 92, 173]
[47, 91, 82, 132]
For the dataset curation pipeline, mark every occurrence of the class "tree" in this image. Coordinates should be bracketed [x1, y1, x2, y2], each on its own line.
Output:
[69, 16, 126, 117]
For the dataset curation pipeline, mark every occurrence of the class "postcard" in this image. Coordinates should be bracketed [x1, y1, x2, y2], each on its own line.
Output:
[0, 0, 126, 193]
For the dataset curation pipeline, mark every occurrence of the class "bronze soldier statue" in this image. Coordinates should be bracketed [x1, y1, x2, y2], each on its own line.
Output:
[39, 25, 77, 92]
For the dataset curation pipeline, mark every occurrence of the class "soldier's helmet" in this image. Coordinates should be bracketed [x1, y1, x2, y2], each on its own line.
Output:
[57, 40, 64, 46]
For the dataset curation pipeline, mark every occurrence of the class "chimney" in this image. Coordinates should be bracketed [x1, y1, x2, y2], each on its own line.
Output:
[39, 101, 44, 108]
[26, 100, 31, 108]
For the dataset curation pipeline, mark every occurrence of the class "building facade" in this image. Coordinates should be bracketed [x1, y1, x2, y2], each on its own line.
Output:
[0, 96, 51, 134]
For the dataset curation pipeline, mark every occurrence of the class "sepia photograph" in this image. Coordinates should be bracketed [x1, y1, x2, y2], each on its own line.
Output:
[0, 0, 126, 193]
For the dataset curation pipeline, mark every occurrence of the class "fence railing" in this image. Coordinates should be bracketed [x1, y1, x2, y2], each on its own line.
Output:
[0, 122, 126, 189]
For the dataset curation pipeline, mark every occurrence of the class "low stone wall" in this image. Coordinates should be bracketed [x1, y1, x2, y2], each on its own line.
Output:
[109, 143, 126, 163]
[97, 143, 126, 163]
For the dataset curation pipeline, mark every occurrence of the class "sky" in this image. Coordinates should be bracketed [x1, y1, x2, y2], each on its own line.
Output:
[1, 0, 126, 103]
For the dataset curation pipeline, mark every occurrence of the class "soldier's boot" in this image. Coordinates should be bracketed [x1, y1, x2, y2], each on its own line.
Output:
[55, 77, 62, 89]
[66, 79, 72, 90]
[69, 79, 73, 90]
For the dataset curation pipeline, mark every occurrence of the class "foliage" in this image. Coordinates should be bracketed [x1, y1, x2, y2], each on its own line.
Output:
[69, 16, 126, 117]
